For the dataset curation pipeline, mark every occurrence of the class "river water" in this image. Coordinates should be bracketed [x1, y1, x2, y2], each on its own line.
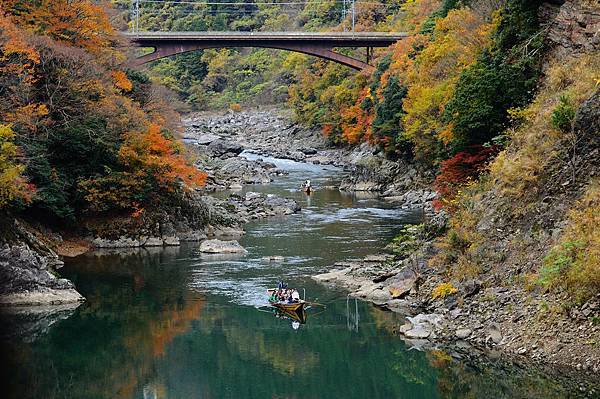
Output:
[0, 154, 582, 398]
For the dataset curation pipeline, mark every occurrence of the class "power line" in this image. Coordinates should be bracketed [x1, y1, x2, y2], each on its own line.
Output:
[137, 0, 387, 5]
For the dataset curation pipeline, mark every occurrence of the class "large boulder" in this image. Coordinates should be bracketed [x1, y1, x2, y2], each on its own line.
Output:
[206, 139, 244, 159]
[194, 133, 221, 145]
[0, 245, 84, 306]
[199, 239, 248, 254]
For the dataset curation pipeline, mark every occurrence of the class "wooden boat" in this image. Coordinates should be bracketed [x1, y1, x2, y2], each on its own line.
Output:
[267, 288, 306, 312]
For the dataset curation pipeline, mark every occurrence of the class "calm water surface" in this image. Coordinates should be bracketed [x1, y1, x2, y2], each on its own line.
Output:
[0, 154, 582, 398]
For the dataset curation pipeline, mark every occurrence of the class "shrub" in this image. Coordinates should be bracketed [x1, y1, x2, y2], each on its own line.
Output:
[432, 282, 458, 299]
[539, 181, 600, 303]
[229, 103, 242, 112]
[433, 145, 498, 210]
[386, 224, 424, 258]
[550, 95, 575, 133]
[444, 0, 545, 151]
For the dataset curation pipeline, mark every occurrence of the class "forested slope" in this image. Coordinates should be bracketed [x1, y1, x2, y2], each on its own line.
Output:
[0, 0, 207, 223]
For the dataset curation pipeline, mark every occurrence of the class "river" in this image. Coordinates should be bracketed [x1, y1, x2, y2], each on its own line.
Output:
[0, 153, 583, 398]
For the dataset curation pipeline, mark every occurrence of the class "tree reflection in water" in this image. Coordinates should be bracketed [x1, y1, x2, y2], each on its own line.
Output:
[1, 246, 595, 398]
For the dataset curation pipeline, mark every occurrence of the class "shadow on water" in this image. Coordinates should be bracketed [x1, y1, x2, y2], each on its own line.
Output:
[0, 156, 592, 398]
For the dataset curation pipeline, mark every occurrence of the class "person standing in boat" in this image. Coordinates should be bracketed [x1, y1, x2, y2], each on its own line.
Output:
[302, 179, 312, 194]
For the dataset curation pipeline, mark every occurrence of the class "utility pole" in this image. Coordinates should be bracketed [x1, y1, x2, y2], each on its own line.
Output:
[342, 0, 347, 32]
[351, 0, 356, 34]
[133, 0, 140, 33]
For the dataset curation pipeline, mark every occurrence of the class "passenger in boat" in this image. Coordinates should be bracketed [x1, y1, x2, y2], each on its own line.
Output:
[277, 281, 287, 290]
[292, 290, 300, 302]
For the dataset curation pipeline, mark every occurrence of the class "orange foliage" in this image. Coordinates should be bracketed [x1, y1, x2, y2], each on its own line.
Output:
[322, 123, 334, 137]
[340, 87, 375, 144]
[112, 70, 133, 92]
[4, 103, 48, 130]
[0, 12, 39, 79]
[119, 124, 207, 191]
[1, 0, 115, 54]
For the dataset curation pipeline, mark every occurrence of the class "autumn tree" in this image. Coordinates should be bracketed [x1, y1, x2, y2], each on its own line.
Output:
[0, 1, 206, 219]
[0, 124, 34, 208]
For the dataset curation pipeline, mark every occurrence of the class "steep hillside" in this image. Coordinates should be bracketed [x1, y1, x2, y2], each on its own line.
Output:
[428, 0, 600, 370]
[314, 0, 600, 377]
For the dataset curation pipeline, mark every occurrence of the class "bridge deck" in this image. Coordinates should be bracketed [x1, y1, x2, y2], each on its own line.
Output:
[126, 31, 407, 47]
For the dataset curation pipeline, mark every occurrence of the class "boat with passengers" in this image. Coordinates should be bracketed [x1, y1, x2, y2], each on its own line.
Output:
[267, 282, 306, 312]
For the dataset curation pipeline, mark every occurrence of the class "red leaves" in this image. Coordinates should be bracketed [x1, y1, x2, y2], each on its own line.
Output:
[433, 145, 499, 211]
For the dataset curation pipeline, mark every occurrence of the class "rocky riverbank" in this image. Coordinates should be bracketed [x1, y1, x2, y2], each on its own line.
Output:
[184, 109, 438, 209]
[313, 226, 600, 393]
[0, 218, 84, 307]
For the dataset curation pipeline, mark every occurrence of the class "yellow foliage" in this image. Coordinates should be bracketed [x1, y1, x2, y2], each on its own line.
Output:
[399, 9, 493, 160]
[0, 124, 34, 208]
[541, 180, 600, 302]
[229, 103, 242, 112]
[398, 0, 442, 32]
[432, 282, 458, 299]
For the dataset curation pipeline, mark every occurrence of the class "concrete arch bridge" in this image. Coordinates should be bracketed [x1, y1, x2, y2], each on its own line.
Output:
[126, 31, 408, 73]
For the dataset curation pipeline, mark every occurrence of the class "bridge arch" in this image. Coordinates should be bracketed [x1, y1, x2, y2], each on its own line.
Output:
[135, 43, 373, 72]
[126, 32, 408, 73]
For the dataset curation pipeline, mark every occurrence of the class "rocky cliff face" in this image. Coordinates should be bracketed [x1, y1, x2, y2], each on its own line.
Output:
[0, 218, 84, 306]
[547, 0, 600, 57]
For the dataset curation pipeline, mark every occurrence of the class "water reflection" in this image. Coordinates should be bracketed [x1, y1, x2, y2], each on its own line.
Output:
[0, 245, 593, 398]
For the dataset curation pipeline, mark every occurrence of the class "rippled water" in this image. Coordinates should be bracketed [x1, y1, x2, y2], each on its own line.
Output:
[0, 154, 585, 399]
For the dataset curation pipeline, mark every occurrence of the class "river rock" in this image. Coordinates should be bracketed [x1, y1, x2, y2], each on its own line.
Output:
[92, 236, 140, 248]
[456, 328, 472, 339]
[162, 236, 181, 246]
[0, 244, 84, 306]
[219, 157, 272, 185]
[206, 139, 244, 159]
[388, 278, 416, 299]
[486, 323, 503, 345]
[199, 239, 248, 254]
[405, 325, 431, 339]
[400, 313, 443, 340]
[194, 133, 221, 145]
[407, 313, 443, 329]
[208, 225, 245, 239]
[141, 237, 164, 247]
[386, 268, 419, 299]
